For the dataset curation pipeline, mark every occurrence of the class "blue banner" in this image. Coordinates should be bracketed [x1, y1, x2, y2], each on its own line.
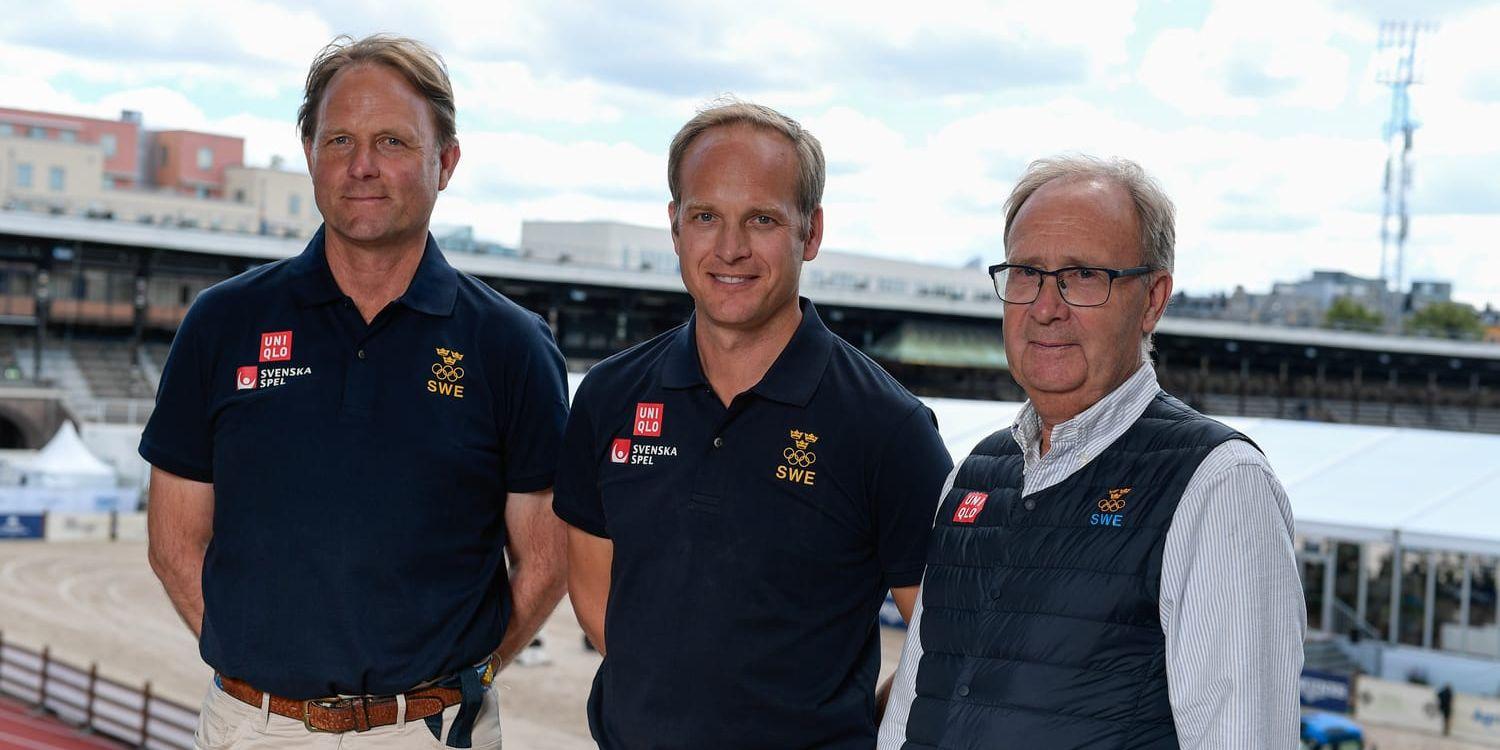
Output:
[0, 513, 45, 540]
[1300, 668, 1353, 713]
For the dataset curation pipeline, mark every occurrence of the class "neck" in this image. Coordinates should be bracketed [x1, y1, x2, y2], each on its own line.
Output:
[1028, 363, 1145, 457]
[695, 302, 803, 407]
[324, 230, 427, 323]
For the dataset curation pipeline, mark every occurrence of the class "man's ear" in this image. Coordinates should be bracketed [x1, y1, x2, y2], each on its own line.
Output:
[437, 139, 461, 191]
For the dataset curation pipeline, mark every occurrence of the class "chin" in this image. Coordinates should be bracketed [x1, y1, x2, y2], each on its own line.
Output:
[1015, 366, 1087, 395]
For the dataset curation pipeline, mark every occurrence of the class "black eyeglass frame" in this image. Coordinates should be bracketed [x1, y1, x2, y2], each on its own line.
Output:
[987, 263, 1153, 307]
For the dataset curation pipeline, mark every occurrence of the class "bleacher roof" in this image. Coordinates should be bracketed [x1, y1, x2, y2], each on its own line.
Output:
[564, 374, 1500, 556]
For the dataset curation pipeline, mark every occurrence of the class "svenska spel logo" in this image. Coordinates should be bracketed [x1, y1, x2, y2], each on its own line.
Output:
[236, 366, 258, 390]
[610, 438, 631, 463]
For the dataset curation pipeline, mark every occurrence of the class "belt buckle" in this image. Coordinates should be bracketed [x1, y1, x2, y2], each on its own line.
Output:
[301, 697, 346, 733]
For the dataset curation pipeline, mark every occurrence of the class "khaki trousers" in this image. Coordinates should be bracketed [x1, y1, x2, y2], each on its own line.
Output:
[193, 678, 502, 749]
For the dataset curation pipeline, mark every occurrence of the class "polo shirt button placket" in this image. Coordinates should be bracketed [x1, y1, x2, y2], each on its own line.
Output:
[712, 437, 723, 449]
[357, 349, 366, 360]
[1023, 498, 1036, 512]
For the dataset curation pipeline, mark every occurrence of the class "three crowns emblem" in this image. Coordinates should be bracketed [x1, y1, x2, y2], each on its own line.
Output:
[789, 429, 819, 450]
[436, 347, 464, 366]
[1097, 488, 1131, 513]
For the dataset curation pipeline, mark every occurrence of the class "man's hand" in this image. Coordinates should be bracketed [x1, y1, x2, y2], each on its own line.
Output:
[495, 489, 569, 668]
[146, 467, 214, 637]
[566, 526, 613, 655]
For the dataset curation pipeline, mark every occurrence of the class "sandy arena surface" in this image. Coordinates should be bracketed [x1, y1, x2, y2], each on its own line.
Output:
[0, 541, 909, 749]
[7, 542, 1491, 750]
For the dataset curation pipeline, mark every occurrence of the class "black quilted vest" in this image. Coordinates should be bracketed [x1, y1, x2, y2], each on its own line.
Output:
[904, 393, 1249, 750]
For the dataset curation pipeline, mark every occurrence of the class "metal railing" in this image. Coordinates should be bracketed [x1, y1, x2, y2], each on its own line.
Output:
[0, 630, 195, 749]
[64, 397, 155, 425]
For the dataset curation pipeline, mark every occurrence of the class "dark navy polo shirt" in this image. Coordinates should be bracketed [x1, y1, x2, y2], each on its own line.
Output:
[139, 227, 568, 699]
[554, 299, 953, 750]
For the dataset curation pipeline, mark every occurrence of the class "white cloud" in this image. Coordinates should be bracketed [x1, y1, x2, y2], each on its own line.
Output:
[1138, 0, 1356, 117]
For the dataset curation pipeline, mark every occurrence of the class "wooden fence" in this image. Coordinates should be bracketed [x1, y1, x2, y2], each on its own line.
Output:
[0, 630, 195, 749]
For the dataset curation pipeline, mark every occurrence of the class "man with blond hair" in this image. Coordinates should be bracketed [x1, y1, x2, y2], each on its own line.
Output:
[143, 34, 569, 748]
[878, 155, 1304, 749]
[554, 101, 953, 748]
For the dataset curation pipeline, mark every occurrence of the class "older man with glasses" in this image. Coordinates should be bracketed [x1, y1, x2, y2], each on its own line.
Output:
[877, 155, 1306, 749]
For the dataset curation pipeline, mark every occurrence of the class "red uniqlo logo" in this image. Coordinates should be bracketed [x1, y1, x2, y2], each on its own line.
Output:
[235, 366, 258, 390]
[953, 492, 989, 524]
[259, 331, 293, 362]
[610, 438, 632, 464]
[633, 402, 664, 437]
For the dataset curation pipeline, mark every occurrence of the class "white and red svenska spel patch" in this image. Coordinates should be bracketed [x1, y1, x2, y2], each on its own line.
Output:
[259, 331, 293, 363]
[953, 491, 989, 524]
[610, 438, 632, 464]
[633, 402, 664, 437]
[235, 366, 258, 390]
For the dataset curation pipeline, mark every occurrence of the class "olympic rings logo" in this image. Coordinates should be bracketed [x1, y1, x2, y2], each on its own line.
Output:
[782, 447, 817, 467]
[1098, 496, 1126, 513]
[431, 363, 465, 381]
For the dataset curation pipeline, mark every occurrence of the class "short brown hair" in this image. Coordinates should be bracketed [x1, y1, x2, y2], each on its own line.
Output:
[297, 34, 457, 147]
[667, 99, 825, 237]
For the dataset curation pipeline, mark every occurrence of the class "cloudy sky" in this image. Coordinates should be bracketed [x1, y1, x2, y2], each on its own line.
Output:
[3, 0, 1498, 307]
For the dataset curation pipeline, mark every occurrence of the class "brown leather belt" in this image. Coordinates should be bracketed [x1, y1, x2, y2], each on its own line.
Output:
[217, 658, 496, 733]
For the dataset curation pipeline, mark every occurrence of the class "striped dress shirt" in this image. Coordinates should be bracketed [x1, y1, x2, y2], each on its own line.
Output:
[878, 363, 1306, 749]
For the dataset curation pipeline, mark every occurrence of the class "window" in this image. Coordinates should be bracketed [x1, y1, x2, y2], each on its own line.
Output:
[49, 166, 64, 192]
[195, 186, 208, 199]
[197, 146, 213, 171]
[288, 193, 301, 216]
[15, 163, 33, 188]
[102, 177, 114, 191]
[28, 126, 45, 139]
[100, 133, 117, 158]
[59, 130, 76, 143]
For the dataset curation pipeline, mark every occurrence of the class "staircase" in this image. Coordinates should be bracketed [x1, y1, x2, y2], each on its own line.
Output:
[1304, 636, 1362, 676]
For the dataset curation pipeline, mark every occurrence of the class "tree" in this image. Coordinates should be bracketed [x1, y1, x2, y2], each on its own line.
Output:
[1324, 296, 1383, 332]
[1407, 301, 1483, 340]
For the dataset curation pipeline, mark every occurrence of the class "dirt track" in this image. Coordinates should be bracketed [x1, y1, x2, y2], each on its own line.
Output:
[0, 541, 908, 749]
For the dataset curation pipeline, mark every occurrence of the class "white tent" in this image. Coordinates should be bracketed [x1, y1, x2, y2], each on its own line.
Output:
[22, 421, 117, 490]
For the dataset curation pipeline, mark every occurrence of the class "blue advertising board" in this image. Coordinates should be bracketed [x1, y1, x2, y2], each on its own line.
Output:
[1300, 668, 1353, 713]
[0, 513, 45, 540]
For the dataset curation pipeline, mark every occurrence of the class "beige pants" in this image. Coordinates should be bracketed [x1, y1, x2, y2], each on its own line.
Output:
[194, 678, 502, 749]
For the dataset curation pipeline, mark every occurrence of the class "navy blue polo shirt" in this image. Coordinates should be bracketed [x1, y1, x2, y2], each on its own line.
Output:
[554, 299, 953, 750]
[139, 227, 568, 699]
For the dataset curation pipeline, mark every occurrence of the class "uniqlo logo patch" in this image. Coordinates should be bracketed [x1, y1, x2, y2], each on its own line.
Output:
[259, 331, 293, 362]
[235, 366, 258, 390]
[633, 402, 664, 437]
[953, 491, 989, 524]
[609, 438, 632, 464]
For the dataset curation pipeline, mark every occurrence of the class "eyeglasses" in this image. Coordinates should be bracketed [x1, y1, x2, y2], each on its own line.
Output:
[988, 263, 1152, 307]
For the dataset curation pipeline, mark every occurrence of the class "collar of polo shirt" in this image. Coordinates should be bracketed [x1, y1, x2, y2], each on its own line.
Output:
[659, 297, 836, 407]
[288, 226, 459, 317]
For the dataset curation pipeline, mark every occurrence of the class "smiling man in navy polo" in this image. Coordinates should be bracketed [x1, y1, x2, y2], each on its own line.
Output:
[141, 35, 569, 748]
[554, 101, 954, 749]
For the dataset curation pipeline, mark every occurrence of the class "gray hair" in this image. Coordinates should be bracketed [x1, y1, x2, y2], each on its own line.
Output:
[1003, 155, 1175, 357]
[1002, 154, 1175, 273]
[667, 98, 825, 238]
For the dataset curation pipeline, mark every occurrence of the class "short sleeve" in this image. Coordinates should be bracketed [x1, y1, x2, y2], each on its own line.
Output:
[870, 403, 953, 588]
[551, 375, 607, 537]
[138, 300, 216, 483]
[498, 314, 570, 494]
